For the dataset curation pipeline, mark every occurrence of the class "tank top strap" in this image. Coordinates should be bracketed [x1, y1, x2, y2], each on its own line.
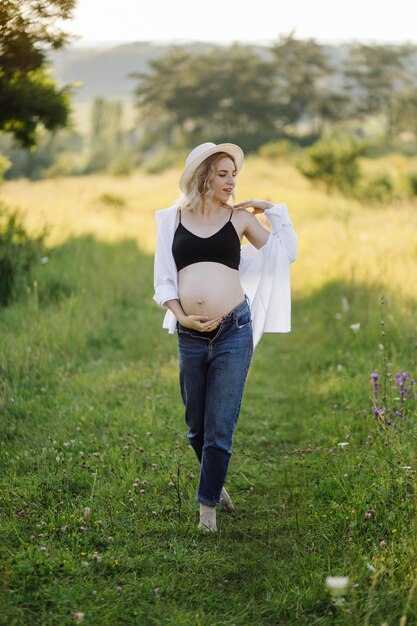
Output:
[178, 209, 182, 223]
[228, 208, 233, 222]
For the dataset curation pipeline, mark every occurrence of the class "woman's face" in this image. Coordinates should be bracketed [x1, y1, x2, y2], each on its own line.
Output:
[211, 156, 236, 204]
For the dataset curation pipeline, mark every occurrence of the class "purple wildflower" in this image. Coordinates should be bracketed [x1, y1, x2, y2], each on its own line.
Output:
[371, 372, 380, 396]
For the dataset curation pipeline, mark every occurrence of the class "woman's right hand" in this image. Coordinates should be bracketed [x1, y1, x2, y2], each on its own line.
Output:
[179, 314, 223, 332]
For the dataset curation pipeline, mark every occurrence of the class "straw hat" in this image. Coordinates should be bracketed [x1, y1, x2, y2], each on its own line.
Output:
[179, 142, 244, 193]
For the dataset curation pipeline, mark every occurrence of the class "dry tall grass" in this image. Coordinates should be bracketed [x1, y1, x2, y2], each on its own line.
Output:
[2, 156, 417, 302]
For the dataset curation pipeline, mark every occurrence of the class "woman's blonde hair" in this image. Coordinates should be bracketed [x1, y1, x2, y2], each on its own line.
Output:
[179, 152, 237, 214]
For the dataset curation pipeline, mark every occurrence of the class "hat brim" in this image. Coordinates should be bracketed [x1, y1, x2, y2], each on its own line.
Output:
[179, 143, 244, 193]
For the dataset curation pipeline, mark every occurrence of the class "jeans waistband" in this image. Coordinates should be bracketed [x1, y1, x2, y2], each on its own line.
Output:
[221, 296, 250, 321]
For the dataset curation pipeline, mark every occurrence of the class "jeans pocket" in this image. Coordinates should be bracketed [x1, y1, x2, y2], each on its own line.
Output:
[236, 307, 252, 329]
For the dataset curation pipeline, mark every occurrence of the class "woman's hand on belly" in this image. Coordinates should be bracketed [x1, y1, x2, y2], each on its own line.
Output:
[180, 313, 223, 332]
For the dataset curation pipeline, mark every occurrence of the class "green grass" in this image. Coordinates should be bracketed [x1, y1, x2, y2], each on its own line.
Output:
[1, 160, 417, 624]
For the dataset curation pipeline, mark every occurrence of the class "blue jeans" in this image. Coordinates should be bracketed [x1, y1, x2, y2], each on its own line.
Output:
[177, 298, 253, 506]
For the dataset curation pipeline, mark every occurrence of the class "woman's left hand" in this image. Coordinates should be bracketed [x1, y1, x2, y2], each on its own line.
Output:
[233, 199, 274, 215]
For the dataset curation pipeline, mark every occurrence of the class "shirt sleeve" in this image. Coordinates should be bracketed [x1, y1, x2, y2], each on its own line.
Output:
[264, 203, 298, 264]
[153, 211, 179, 308]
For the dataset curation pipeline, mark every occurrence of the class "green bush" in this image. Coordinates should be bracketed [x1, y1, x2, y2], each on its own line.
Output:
[0, 203, 46, 306]
[298, 137, 366, 194]
[406, 172, 417, 196]
[359, 173, 395, 204]
[96, 193, 126, 210]
[41, 152, 88, 178]
[108, 153, 136, 176]
[0, 154, 11, 181]
[258, 139, 297, 159]
[141, 147, 187, 174]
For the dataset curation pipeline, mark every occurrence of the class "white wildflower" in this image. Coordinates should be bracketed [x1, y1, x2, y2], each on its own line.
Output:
[350, 323, 360, 332]
[325, 576, 350, 595]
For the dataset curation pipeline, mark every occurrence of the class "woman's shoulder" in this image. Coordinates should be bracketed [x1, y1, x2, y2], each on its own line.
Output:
[232, 208, 255, 225]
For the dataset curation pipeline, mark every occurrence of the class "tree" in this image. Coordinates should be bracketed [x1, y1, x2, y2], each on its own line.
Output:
[87, 97, 126, 173]
[132, 44, 281, 152]
[344, 43, 417, 142]
[0, 0, 76, 147]
[392, 88, 417, 138]
[269, 33, 344, 132]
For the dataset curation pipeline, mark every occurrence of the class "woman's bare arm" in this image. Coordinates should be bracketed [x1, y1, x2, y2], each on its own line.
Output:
[234, 200, 274, 249]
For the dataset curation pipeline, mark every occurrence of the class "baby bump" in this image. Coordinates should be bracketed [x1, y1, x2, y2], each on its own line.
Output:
[178, 262, 245, 319]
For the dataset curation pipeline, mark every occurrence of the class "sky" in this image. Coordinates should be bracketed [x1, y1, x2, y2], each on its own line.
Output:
[63, 0, 417, 46]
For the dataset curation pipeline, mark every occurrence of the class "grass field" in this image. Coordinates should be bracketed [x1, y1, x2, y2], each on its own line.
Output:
[1, 156, 417, 625]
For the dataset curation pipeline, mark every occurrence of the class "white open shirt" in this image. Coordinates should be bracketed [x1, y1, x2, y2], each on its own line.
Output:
[153, 203, 298, 350]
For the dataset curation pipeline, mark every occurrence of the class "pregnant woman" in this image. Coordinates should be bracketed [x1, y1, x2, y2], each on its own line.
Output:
[153, 142, 298, 532]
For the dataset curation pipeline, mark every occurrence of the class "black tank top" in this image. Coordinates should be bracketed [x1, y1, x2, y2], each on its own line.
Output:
[172, 209, 240, 272]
